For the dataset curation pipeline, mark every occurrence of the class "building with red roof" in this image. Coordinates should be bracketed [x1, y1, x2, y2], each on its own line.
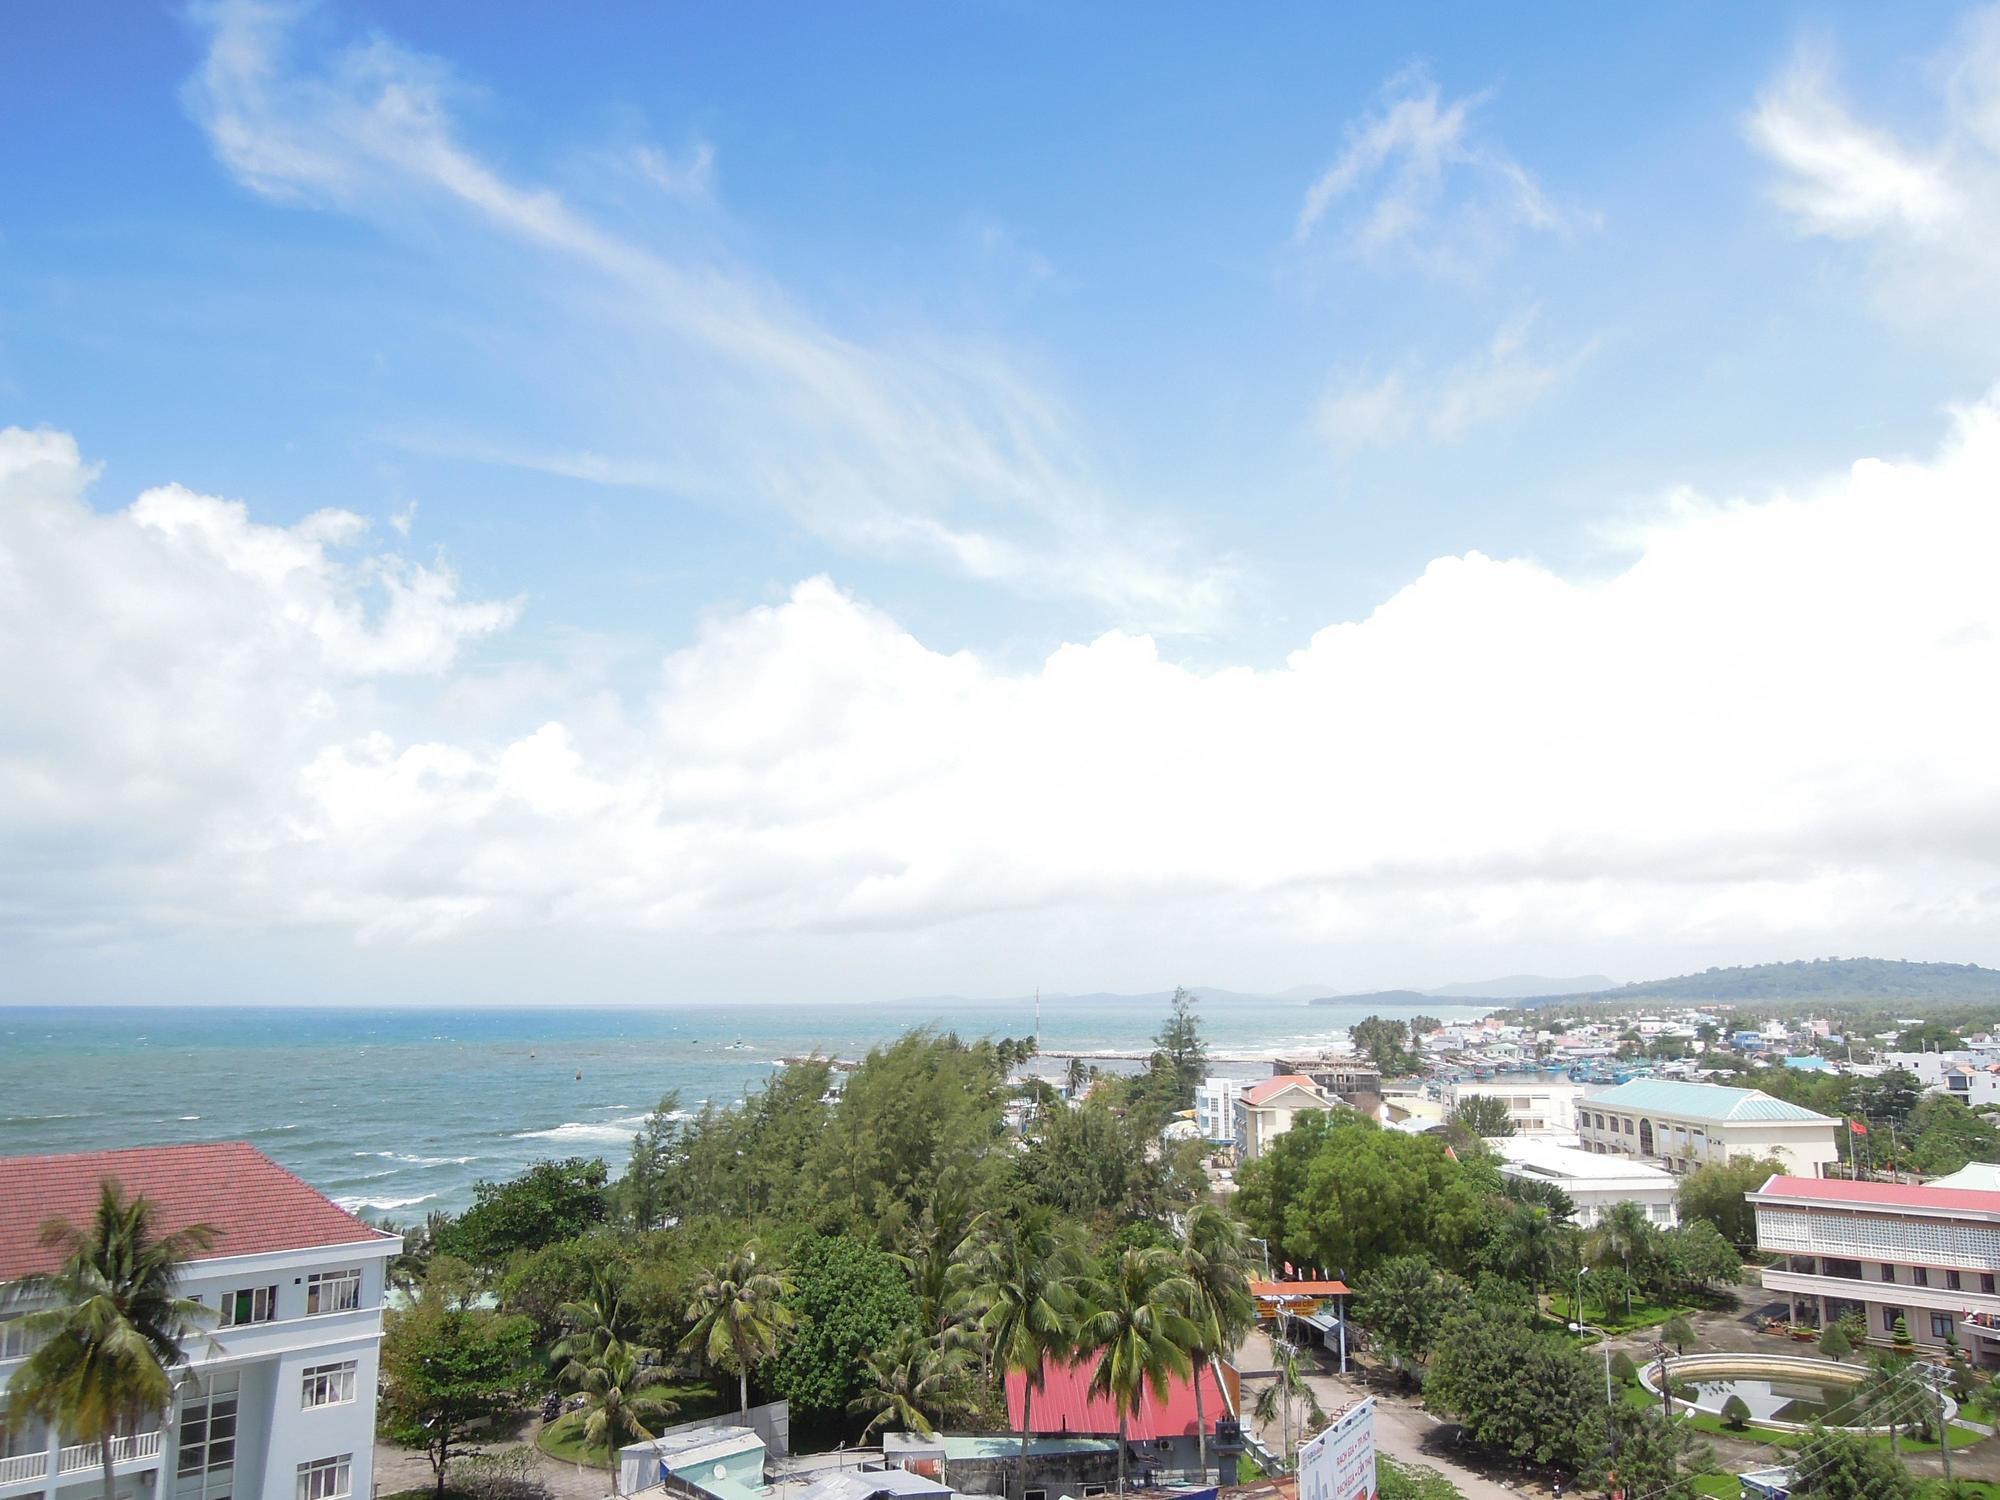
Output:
[1233, 1076, 1330, 1162]
[1751, 1172, 2000, 1366]
[0, 1142, 400, 1500]
[1005, 1351, 1240, 1481]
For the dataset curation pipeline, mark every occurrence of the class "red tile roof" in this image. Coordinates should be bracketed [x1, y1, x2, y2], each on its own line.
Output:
[1752, 1173, 2000, 1216]
[0, 1142, 394, 1282]
[1006, 1353, 1235, 1440]
[1242, 1076, 1322, 1107]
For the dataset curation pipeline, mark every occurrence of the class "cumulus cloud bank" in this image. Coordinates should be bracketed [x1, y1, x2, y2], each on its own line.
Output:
[7, 404, 2000, 971]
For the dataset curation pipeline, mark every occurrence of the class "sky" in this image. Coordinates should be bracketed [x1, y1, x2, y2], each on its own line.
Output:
[6, 2, 2000, 1004]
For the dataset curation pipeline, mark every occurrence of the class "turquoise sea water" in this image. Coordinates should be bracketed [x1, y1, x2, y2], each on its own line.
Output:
[0, 996, 1487, 1218]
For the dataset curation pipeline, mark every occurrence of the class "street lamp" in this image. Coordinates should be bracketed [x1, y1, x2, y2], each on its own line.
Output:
[1569, 1317, 1617, 1456]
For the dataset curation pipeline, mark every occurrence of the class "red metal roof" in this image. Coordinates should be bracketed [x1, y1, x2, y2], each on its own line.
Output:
[1006, 1353, 1235, 1440]
[1753, 1174, 2000, 1216]
[0, 1142, 393, 1282]
[1242, 1076, 1321, 1107]
[1248, 1279, 1350, 1298]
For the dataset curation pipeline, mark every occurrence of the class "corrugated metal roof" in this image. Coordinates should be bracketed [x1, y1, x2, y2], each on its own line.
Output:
[0, 1142, 393, 1282]
[1752, 1174, 2000, 1215]
[1580, 1079, 1832, 1123]
[1006, 1354, 1234, 1440]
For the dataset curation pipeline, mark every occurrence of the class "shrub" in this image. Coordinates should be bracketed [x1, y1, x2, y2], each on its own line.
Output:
[1721, 1394, 1752, 1431]
[1610, 1350, 1639, 1385]
[1820, 1324, 1852, 1362]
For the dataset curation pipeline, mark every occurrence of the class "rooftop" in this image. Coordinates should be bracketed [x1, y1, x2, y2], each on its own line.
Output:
[797, 1470, 954, 1500]
[1751, 1174, 2000, 1217]
[1242, 1076, 1323, 1107]
[1930, 1163, 2000, 1192]
[1494, 1137, 1676, 1185]
[1007, 1353, 1234, 1440]
[0, 1142, 393, 1282]
[1580, 1078, 1833, 1124]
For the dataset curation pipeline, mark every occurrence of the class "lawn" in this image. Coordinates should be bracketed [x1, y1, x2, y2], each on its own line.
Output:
[1618, 1376, 1983, 1455]
[1546, 1291, 1700, 1338]
[537, 1409, 613, 1469]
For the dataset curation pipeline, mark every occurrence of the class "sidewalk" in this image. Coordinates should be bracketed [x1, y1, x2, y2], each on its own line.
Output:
[1234, 1327, 1530, 1499]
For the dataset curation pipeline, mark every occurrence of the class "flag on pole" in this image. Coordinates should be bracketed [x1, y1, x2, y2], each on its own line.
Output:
[1850, 1120, 1869, 1136]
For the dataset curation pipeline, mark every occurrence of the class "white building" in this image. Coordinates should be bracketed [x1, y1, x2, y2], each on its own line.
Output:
[1575, 1079, 1841, 1177]
[0, 1143, 399, 1500]
[1233, 1075, 1330, 1162]
[1751, 1174, 2000, 1366]
[1193, 1078, 1241, 1143]
[1493, 1137, 1679, 1228]
[1444, 1077, 1582, 1136]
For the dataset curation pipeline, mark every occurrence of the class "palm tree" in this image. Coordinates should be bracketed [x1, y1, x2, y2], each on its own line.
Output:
[1859, 1356, 1922, 1458]
[680, 1243, 795, 1416]
[1250, 1342, 1322, 1470]
[1176, 1206, 1254, 1482]
[1065, 1057, 1089, 1096]
[1498, 1203, 1561, 1308]
[894, 1186, 985, 1342]
[1077, 1248, 1201, 1497]
[554, 1265, 650, 1378]
[573, 1347, 678, 1496]
[849, 1328, 978, 1438]
[1592, 1202, 1656, 1315]
[958, 1209, 1082, 1500]
[1, 1180, 215, 1500]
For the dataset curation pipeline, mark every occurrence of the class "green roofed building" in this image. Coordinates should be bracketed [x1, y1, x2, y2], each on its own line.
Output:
[1575, 1078, 1840, 1178]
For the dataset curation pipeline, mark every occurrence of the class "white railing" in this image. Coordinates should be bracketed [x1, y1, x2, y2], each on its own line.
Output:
[0, 1451, 49, 1484]
[56, 1430, 162, 1474]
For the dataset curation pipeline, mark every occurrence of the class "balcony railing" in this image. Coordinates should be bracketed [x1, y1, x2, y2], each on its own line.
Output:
[0, 1452, 49, 1485]
[56, 1431, 162, 1475]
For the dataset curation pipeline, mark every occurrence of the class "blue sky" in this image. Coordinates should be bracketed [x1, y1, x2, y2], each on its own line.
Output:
[6, 2, 2000, 1003]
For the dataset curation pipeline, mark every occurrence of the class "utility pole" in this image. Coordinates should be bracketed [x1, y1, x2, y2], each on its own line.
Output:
[1653, 1342, 1673, 1424]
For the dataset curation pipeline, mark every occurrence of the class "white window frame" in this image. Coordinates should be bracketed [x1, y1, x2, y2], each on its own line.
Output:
[219, 1284, 279, 1327]
[298, 1453, 353, 1500]
[305, 1269, 362, 1316]
[301, 1361, 358, 1409]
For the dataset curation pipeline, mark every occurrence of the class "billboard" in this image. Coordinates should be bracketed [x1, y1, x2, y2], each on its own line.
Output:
[1295, 1397, 1376, 1500]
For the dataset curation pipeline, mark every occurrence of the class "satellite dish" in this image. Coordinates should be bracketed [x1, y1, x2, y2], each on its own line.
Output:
[715, 1465, 729, 1480]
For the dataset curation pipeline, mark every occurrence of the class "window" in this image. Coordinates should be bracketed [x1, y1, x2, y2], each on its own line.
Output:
[1983, 1273, 1995, 1295]
[1623, 1119, 1635, 1135]
[1594, 1113, 1605, 1129]
[178, 1373, 239, 1478]
[305, 1269, 361, 1316]
[1883, 1306, 1905, 1333]
[1948, 1270, 1963, 1292]
[0, 1321, 38, 1360]
[1913, 1267, 1929, 1287]
[1880, 1263, 1897, 1282]
[219, 1285, 278, 1326]
[298, 1454, 352, 1500]
[301, 1361, 357, 1409]
[1933, 1313, 1956, 1340]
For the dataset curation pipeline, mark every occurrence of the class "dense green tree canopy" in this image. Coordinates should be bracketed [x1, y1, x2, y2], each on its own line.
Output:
[1788, 1422, 1917, 1500]
[1675, 1154, 1786, 1251]
[436, 1157, 609, 1268]
[769, 1233, 920, 1420]
[1348, 1015, 1421, 1075]
[1424, 1301, 1604, 1469]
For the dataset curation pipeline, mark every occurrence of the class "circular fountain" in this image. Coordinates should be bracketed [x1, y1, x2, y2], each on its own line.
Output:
[1637, 1353, 1952, 1433]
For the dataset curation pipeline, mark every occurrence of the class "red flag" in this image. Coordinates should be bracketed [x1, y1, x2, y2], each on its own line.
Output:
[1283, 1260, 1294, 1278]
[1850, 1120, 1869, 1136]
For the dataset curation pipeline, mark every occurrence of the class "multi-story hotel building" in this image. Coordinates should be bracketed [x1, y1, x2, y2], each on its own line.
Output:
[1751, 1174, 2000, 1366]
[1574, 1079, 1840, 1177]
[1233, 1075, 1330, 1163]
[0, 1143, 399, 1500]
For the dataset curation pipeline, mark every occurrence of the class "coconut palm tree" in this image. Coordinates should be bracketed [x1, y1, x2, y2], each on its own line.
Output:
[1, 1180, 215, 1500]
[1076, 1247, 1201, 1497]
[958, 1208, 1082, 1500]
[1498, 1202, 1561, 1308]
[554, 1265, 650, 1378]
[849, 1328, 978, 1438]
[1592, 1201, 1657, 1315]
[679, 1243, 796, 1415]
[573, 1347, 678, 1495]
[894, 1185, 985, 1342]
[1250, 1341, 1322, 1469]
[1065, 1057, 1090, 1097]
[1176, 1205, 1254, 1481]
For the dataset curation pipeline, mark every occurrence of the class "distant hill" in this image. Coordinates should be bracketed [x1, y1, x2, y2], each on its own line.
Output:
[1307, 988, 1435, 1008]
[1511, 958, 2000, 1008]
[1426, 974, 1616, 1000]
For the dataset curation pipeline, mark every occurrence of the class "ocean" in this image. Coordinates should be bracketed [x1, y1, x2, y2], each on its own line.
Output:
[0, 995, 1490, 1220]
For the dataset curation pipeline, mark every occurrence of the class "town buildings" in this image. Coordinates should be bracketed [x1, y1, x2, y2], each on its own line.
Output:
[1575, 1079, 1841, 1177]
[1492, 1138, 1679, 1228]
[1750, 1174, 2000, 1366]
[1233, 1075, 1330, 1162]
[1004, 1353, 1240, 1485]
[1193, 1078, 1241, 1144]
[0, 1143, 399, 1500]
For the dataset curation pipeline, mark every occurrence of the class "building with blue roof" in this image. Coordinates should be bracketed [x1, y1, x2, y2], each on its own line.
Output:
[1575, 1078, 1841, 1178]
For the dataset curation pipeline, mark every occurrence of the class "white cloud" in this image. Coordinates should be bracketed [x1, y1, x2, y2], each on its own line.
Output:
[1314, 312, 1595, 454]
[11, 407, 2000, 980]
[1750, 12, 2000, 333]
[633, 140, 715, 199]
[181, 1, 1223, 631]
[1295, 67, 1587, 270]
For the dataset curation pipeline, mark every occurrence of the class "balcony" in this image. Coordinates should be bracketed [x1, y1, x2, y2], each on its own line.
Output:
[1762, 1266, 2000, 1319]
[0, 1452, 48, 1486]
[56, 1430, 162, 1475]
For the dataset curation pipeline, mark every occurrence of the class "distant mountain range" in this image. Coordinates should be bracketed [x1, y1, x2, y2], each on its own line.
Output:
[1306, 975, 1615, 1007]
[1504, 958, 2000, 1008]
